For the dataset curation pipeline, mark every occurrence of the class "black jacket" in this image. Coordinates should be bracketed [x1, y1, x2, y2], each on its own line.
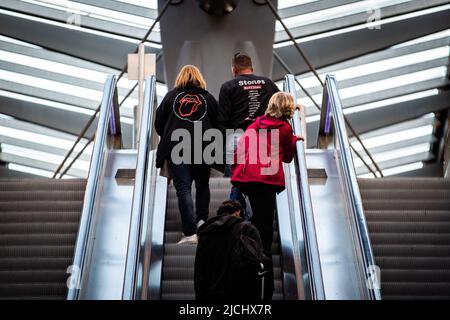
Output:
[217, 74, 279, 131]
[194, 215, 262, 301]
[155, 86, 218, 168]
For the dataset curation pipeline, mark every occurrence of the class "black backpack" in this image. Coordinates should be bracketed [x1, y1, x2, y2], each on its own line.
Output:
[226, 223, 272, 300]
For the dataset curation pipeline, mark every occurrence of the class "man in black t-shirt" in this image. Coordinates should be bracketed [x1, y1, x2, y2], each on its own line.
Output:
[218, 52, 280, 132]
[218, 53, 279, 219]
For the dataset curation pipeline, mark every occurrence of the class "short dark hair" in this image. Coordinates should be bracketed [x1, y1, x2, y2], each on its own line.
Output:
[217, 200, 242, 216]
[232, 52, 253, 71]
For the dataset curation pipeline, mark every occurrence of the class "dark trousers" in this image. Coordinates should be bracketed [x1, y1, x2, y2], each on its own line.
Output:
[244, 183, 277, 300]
[168, 162, 210, 236]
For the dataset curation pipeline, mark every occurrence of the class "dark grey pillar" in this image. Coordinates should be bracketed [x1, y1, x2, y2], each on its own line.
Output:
[158, 0, 277, 98]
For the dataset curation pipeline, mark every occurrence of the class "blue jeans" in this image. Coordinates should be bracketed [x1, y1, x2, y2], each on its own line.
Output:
[168, 161, 210, 236]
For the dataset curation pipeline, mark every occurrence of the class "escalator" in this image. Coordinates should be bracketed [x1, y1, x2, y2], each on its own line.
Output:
[360, 177, 450, 300]
[0, 179, 85, 299]
[1, 72, 449, 301]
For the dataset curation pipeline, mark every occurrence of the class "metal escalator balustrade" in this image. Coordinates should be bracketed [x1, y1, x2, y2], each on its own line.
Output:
[314, 74, 381, 300]
[68, 75, 158, 300]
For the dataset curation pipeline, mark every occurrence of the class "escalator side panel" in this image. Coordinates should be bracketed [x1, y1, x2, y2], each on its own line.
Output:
[79, 150, 137, 299]
[306, 149, 367, 299]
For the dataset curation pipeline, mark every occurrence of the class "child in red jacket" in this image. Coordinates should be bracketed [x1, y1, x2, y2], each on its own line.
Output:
[231, 92, 303, 253]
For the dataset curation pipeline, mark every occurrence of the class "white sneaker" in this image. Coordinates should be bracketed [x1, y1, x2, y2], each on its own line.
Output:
[197, 219, 205, 229]
[177, 234, 198, 245]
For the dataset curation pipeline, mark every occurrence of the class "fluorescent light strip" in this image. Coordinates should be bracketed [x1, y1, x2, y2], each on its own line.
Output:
[392, 29, 450, 49]
[8, 163, 78, 178]
[0, 69, 139, 106]
[278, 0, 318, 9]
[382, 161, 424, 176]
[0, 90, 133, 124]
[352, 125, 434, 151]
[274, 4, 450, 48]
[344, 89, 439, 115]
[301, 66, 447, 108]
[296, 46, 450, 89]
[0, 35, 41, 48]
[353, 143, 431, 167]
[25, 0, 157, 29]
[1, 144, 90, 170]
[0, 49, 110, 84]
[0, 126, 93, 154]
[115, 0, 158, 10]
[276, 0, 410, 32]
[0, 8, 161, 48]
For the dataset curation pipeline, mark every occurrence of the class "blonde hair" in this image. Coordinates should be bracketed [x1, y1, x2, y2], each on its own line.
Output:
[265, 92, 295, 119]
[174, 65, 207, 90]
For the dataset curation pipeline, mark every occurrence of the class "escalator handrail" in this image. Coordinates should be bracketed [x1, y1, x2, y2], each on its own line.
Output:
[284, 75, 325, 299]
[122, 75, 157, 299]
[321, 74, 381, 300]
[67, 75, 119, 300]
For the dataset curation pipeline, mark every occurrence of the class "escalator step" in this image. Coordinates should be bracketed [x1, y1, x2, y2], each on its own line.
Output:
[0, 191, 85, 202]
[0, 270, 68, 284]
[0, 179, 86, 191]
[375, 257, 450, 269]
[373, 245, 450, 257]
[0, 211, 82, 223]
[0, 222, 80, 234]
[357, 178, 450, 190]
[363, 199, 450, 211]
[364, 210, 450, 222]
[0, 201, 84, 212]
[380, 282, 450, 295]
[367, 222, 450, 234]
[0, 257, 73, 270]
[370, 233, 450, 245]
[360, 189, 450, 201]
[0, 283, 67, 297]
[0, 234, 77, 246]
[381, 269, 450, 282]
[0, 246, 74, 258]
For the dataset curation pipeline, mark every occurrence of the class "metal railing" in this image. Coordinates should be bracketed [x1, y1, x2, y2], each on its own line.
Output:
[319, 75, 381, 300]
[67, 75, 121, 300]
[283, 74, 325, 299]
[122, 75, 157, 299]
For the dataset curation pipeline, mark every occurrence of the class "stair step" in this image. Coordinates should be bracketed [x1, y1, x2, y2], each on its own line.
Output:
[380, 282, 450, 296]
[0, 270, 68, 284]
[0, 179, 86, 191]
[358, 178, 450, 190]
[360, 189, 450, 201]
[0, 257, 73, 270]
[0, 201, 83, 212]
[367, 222, 450, 234]
[370, 233, 450, 245]
[362, 199, 450, 211]
[0, 283, 67, 297]
[373, 245, 450, 257]
[0, 246, 74, 258]
[0, 211, 81, 223]
[381, 269, 450, 282]
[375, 257, 450, 269]
[0, 222, 80, 234]
[0, 191, 85, 202]
[0, 234, 77, 246]
[364, 210, 450, 222]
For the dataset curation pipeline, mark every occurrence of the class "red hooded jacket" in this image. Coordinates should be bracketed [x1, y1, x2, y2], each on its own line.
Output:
[231, 115, 297, 192]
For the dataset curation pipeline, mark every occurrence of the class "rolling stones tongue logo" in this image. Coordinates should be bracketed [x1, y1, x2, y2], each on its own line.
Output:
[173, 93, 207, 122]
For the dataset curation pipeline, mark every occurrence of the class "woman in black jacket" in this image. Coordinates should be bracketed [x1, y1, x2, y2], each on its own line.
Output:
[155, 65, 218, 244]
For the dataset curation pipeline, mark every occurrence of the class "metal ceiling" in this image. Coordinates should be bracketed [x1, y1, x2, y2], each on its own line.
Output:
[0, 0, 449, 178]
